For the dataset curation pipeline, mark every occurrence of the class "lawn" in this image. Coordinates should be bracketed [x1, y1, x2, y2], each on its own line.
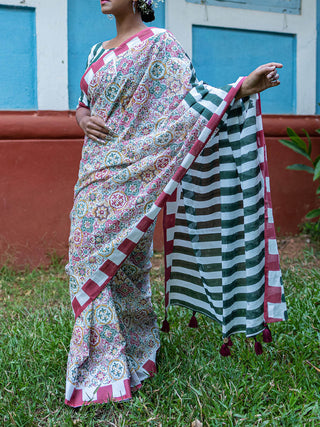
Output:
[0, 243, 319, 426]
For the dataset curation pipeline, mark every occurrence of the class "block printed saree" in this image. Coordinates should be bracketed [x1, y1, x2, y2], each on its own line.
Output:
[65, 27, 287, 407]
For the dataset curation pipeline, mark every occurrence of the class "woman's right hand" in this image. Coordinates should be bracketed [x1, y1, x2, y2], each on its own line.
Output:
[79, 114, 109, 143]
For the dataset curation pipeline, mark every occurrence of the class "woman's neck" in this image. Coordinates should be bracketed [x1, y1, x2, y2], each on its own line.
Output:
[113, 13, 146, 44]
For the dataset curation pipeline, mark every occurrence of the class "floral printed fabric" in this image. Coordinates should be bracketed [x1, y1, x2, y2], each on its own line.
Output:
[66, 226, 159, 406]
[65, 27, 254, 407]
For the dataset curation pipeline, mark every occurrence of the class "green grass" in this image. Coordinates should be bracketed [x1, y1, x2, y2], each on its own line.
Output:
[0, 251, 319, 426]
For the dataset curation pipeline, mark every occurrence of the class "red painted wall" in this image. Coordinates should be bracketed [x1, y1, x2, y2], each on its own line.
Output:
[1, 112, 319, 268]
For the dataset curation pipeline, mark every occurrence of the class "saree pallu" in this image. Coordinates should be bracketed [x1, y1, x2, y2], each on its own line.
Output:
[65, 27, 287, 407]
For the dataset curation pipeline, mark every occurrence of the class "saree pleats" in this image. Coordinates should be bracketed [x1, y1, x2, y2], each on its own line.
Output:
[66, 225, 159, 406]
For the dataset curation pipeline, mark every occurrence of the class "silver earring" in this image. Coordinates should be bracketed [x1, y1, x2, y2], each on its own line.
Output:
[132, 1, 136, 14]
[108, 14, 113, 20]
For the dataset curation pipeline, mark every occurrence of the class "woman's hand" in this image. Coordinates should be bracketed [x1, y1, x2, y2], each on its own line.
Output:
[236, 62, 283, 99]
[76, 107, 109, 143]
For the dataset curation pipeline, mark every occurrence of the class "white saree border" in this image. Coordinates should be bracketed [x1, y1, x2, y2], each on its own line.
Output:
[255, 96, 287, 323]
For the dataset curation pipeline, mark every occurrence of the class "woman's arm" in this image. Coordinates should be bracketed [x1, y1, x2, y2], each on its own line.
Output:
[76, 107, 109, 143]
[236, 62, 283, 100]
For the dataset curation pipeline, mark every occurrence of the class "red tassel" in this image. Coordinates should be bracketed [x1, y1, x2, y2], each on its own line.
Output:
[227, 337, 233, 347]
[262, 326, 272, 343]
[254, 338, 263, 355]
[161, 319, 170, 333]
[219, 343, 231, 357]
[188, 312, 198, 328]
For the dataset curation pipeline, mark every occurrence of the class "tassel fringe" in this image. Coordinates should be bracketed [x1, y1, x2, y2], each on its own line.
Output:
[220, 336, 233, 356]
[262, 326, 272, 343]
[188, 311, 198, 328]
[161, 319, 170, 333]
[219, 343, 231, 357]
[219, 328, 271, 357]
[254, 338, 263, 355]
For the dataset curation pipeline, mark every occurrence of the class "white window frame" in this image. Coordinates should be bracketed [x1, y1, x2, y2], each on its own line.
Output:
[167, 0, 317, 115]
[1, 0, 68, 110]
[185, 0, 301, 15]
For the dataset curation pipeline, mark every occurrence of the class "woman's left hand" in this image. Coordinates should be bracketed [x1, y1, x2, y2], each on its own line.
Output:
[236, 62, 283, 99]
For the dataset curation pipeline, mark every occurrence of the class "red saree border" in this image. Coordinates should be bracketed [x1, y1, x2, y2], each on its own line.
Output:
[255, 96, 284, 323]
[71, 79, 245, 319]
[65, 359, 156, 407]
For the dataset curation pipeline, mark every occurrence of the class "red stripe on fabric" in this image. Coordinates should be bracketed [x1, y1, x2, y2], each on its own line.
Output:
[77, 102, 90, 110]
[265, 316, 283, 323]
[165, 214, 176, 229]
[162, 185, 177, 290]
[118, 238, 137, 255]
[80, 77, 88, 95]
[256, 95, 262, 116]
[257, 130, 264, 148]
[266, 287, 282, 303]
[267, 254, 280, 267]
[155, 191, 169, 208]
[172, 165, 188, 182]
[189, 140, 205, 156]
[82, 279, 101, 297]
[73, 298, 92, 319]
[71, 297, 81, 317]
[117, 45, 129, 54]
[164, 261, 173, 284]
[136, 215, 154, 232]
[96, 380, 132, 403]
[164, 291, 170, 306]
[168, 189, 177, 202]
[163, 200, 172, 309]
[258, 89, 283, 322]
[100, 259, 119, 276]
[123, 378, 131, 397]
[66, 388, 83, 407]
[142, 360, 157, 376]
[96, 384, 113, 402]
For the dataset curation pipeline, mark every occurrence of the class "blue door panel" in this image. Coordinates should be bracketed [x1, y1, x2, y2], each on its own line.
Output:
[0, 6, 37, 110]
[192, 25, 296, 114]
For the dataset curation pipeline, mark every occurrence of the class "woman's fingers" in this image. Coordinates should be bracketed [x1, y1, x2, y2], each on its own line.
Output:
[84, 115, 110, 141]
[88, 116, 108, 133]
[90, 115, 107, 128]
[257, 63, 283, 76]
[88, 129, 107, 142]
[258, 63, 282, 88]
[268, 62, 283, 68]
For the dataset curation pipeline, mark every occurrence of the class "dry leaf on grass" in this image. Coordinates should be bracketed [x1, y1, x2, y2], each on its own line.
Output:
[191, 420, 203, 427]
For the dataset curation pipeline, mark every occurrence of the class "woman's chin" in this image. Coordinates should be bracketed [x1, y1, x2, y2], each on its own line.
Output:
[100, 1, 111, 11]
[101, 7, 111, 14]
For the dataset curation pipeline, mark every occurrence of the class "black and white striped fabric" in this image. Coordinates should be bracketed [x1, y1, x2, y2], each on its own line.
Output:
[165, 94, 286, 338]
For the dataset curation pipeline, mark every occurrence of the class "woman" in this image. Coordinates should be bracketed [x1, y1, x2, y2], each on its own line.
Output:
[65, 0, 286, 407]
